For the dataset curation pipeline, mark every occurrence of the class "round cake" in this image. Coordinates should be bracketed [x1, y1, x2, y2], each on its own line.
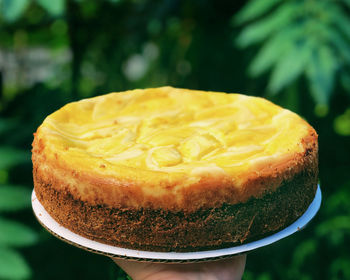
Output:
[32, 87, 318, 252]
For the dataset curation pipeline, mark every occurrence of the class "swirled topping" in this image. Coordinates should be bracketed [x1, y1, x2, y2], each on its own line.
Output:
[38, 87, 310, 176]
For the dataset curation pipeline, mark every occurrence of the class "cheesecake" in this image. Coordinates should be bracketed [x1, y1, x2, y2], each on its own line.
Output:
[32, 87, 318, 252]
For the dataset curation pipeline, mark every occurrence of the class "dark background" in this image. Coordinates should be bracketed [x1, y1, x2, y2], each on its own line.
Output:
[0, 0, 349, 279]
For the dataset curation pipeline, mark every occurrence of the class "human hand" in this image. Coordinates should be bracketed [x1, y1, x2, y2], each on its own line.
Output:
[113, 254, 246, 280]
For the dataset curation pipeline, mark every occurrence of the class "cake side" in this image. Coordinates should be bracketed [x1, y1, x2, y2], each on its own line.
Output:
[33, 149, 317, 252]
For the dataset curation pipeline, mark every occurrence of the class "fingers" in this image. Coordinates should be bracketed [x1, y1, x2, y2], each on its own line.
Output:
[200, 254, 247, 280]
[112, 254, 247, 280]
[113, 258, 158, 280]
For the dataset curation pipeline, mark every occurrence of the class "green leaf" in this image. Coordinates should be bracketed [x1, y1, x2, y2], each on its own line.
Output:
[329, 29, 350, 63]
[249, 25, 303, 77]
[314, 104, 329, 118]
[36, 0, 65, 16]
[292, 239, 317, 268]
[330, 258, 350, 280]
[268, 42, 310, 94]
[334, 108, 350, 136]
[329, 4, 350, 41]
[0, 147, 30, 170]
[0, 185, 31, 211]
[235, 0, 282, 24]
[0, 218, 38, 247]
[257, 273, 273, 280]
[236, 2, 298, 48]
[0, 247, 31, 279]
[306, 46, 337, 105]
[342, 0, 350, 9]
[324, 180, 350, 214]
[316, 216, 350, 236]
[0, 0, 29, 22]
[316, 215, 350, 246]
[341, 72, 350, 93]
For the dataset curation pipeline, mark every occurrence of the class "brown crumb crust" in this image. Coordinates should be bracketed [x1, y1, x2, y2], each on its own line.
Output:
[33, 163, 317, 252]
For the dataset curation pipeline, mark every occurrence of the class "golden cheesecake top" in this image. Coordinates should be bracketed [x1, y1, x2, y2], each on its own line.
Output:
[34, 87, 317, 209]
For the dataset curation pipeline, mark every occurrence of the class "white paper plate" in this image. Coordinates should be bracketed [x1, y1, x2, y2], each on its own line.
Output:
[32, 185, 321, 263]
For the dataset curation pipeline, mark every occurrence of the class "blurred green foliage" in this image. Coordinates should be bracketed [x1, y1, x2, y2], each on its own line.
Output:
[1, 0, 64, 22]
[0, 0, 349, 279]
[235, 2, 350, 277]
[0, 119, 38, 279]
[235, 0, 350, 108]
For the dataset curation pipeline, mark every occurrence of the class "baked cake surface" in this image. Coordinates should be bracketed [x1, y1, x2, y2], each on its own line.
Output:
[32, 87, 318, 252]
